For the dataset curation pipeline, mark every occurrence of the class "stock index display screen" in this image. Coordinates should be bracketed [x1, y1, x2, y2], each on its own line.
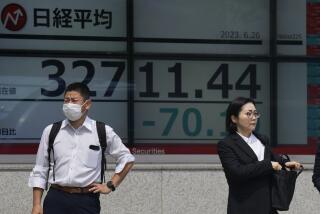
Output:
[133, 60, 270, 145]
[0, 0, 313, 155]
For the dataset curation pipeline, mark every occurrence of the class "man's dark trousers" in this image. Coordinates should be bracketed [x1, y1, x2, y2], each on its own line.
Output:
[43, 187, 100, 214]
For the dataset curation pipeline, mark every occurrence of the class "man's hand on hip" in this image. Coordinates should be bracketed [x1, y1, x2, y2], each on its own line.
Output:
[31, 204, 43, 214]
[89, 183, 112, 194]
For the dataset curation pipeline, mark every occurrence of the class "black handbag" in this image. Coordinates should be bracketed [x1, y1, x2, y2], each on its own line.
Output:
[271, 154, 303, 211]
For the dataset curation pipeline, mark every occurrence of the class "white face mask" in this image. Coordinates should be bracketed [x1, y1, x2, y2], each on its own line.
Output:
[62, 102, 85, 121]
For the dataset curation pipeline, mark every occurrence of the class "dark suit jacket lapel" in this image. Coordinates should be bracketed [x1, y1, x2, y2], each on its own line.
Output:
[231, 133, 258, 161]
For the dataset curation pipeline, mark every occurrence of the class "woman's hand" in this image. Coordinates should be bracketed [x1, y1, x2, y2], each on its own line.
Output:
[285, 161, 302, 170]
[271, 161, 282, 171]
[89, 183, 112, 194]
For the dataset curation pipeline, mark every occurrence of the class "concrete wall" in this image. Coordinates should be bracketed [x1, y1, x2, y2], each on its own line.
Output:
[0, 163, 319, 214]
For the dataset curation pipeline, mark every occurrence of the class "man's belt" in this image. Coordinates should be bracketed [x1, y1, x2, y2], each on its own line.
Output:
[51, 184, 92, 194]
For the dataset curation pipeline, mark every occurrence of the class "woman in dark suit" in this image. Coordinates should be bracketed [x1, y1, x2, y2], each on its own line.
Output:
[312, 143, 320, 192]
[218, 97, 301, 214]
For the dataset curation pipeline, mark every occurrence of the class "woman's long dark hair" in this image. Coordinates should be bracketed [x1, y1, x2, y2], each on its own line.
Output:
[225, 97, 256, 134]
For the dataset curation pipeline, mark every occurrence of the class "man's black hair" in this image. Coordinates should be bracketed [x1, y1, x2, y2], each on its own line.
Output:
[64, 82, 90, 100]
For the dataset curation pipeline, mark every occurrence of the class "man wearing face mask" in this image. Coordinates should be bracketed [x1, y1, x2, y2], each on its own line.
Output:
[28, 82, 135, 214]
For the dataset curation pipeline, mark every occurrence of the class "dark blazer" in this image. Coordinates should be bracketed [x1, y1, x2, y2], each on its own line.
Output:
[218, 132, 285, 214]
[312, 143, 320, 192]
